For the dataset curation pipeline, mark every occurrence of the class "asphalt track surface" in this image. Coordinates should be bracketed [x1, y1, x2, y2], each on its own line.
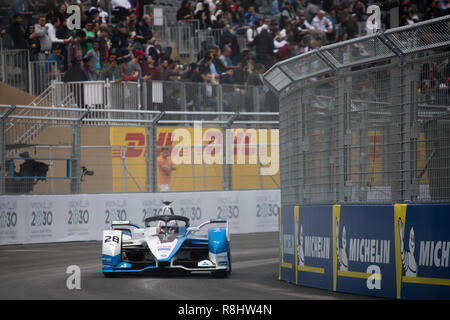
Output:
[0, 232, 381, 300]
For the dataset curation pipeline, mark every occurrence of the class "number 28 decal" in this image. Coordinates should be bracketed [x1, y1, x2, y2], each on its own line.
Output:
[104, 235, 120, 244]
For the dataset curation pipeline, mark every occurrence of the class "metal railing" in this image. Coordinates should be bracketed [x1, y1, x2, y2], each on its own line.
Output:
[264, 15, 450, 205]
[0, 105, 279, 195]
[3, 79, 277, 161]
[143, 4, 248, 62]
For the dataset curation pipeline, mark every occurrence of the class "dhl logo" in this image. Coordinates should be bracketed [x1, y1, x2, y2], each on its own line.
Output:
[112, 131, 258, 159]
[112, 132, 174, 158]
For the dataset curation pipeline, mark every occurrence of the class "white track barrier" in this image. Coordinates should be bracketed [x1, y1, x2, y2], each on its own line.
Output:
[0, 189, 280, 245]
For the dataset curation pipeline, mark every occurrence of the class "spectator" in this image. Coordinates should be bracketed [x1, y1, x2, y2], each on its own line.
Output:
[46, 44, 64, 76]
[112, 15, 130, 49]
[55, 3, 68, 26]
[350, 0, 366, 21]
[63, 59, 88, 82]
[247, 63, 265, 86]
[124, 51, 144, 80]
[276, 38, 295, 60]
[306, 0, 321, 21]
[145, 38, 160, 64]
[136, 15, 153, 45]
[116, 55, 134, 81]
[82, 57, 97, 81]
[244, 6, 258, 25]
[57, 17, 73, 43]
[281, 2, 295, 20]
[310, 10, 334, 41]
[82, 20, 96, 55]
[9, 14, 27, 49]
[199, 55, 213, 81]
[97, 26, 110, 66]
[157, 147, 176, 192]
[219, 46, 235, 70]
[251, 24, 275, 69]
[159, 58, 171, 81]
[84, 39, 102, 80]
[89, 0, 109, 24]
[26, 24, 40, 61]
[34, 15, 52, 60]
[142, 55, 161, 80]
[271, 0, 281, 16]
[47, 16, 71, 47]
[101, 49, 121, 81]
[345, 13, 360, 39]
[112, 0, 134, 19]
[177, 0, 194, 20]
[67, 30, 85, 69]
[220, 25, 241, 64]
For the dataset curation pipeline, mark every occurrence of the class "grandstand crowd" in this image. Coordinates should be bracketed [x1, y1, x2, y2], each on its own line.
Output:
[0, 0, 449, 86]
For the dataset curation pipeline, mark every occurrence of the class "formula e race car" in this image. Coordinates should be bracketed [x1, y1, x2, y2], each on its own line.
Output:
[102, 202, 231, 277]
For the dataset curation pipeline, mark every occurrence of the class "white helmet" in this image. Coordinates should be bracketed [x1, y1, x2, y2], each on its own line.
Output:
[167, 220, 178, 234]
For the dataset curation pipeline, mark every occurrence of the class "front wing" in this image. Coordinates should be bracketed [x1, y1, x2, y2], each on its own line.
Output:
[102, 229, 230, 275]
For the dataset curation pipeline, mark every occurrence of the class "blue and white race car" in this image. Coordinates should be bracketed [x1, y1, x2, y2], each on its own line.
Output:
[102, 202, 231, 277]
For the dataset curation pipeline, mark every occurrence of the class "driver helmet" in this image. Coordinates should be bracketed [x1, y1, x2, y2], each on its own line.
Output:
[167, 220, 178, 234]
[156, 220, 165, 233]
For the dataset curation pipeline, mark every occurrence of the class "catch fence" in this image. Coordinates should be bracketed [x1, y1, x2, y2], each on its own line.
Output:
[0, 106, 279, 195]
[264, 15, 450, 205]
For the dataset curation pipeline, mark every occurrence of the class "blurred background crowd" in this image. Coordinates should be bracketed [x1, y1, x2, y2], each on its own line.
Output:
[0, 0, 449, 87]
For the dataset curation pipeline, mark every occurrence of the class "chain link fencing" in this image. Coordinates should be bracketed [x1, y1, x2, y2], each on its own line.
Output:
[0, 105, 279, 195]
[264, 15, 450, 205]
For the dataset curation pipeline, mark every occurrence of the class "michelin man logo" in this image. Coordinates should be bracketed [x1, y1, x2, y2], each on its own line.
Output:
[297, 224, 304, 266]
[398, 219, 417, 277]
[336, 221, 348, 271]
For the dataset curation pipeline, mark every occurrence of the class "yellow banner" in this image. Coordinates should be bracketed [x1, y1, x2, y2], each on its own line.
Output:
[110, 127, 280, 192]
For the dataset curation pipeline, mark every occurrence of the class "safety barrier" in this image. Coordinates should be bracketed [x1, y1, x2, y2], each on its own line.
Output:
[279, 203, 450, 299]
[0, 188, 280, 245]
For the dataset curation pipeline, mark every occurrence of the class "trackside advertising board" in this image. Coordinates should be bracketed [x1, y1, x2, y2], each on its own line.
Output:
[0, 189, 280, 245]
[395, 204, 450, 299]
[281, 203, 450, 299]
[295, 206, 333, 291]
[279, 206, 295, 284]
[333, 205, 396, 298]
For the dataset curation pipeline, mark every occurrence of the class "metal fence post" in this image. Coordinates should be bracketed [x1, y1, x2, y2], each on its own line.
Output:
[146, 124, 156, 193]
[0, 105, 16, 194]
[70, 110, 89, 194]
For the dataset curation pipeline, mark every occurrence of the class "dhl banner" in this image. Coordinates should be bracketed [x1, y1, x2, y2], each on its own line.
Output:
[280, 203, 450, 299]
[110, 127, 280, 192]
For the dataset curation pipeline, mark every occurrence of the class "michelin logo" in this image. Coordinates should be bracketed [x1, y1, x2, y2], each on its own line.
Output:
[337, 222, 385, 290]
[399, 219, 450, 274]
[398, 219, 417, 277]
[336, 221, 348, 271]
[297, 224, 330, 266]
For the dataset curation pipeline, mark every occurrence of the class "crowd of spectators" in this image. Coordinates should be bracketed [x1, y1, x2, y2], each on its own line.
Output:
[0, 0, 449, 87]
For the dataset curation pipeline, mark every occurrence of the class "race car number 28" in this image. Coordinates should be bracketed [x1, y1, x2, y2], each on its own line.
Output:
[104, 235, 120, 243]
